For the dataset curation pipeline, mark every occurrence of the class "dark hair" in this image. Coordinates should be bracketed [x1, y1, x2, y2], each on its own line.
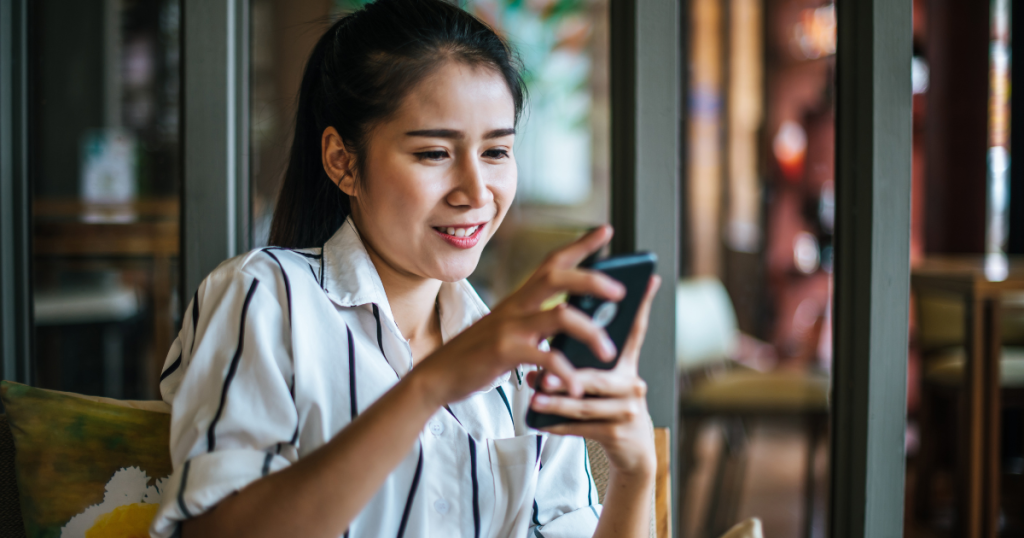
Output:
[268, 0, 526, 248]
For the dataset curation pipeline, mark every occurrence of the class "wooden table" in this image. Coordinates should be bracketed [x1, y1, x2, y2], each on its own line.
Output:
[911, 256, 1024, 538]
[33, 198, 179, 398]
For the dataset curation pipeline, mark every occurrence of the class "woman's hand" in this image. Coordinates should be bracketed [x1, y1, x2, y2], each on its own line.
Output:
[411, 226, 626, 408]
[527, 274, 662, 477]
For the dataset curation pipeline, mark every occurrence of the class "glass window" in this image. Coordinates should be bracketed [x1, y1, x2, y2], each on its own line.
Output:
[30, 0, 182, 400]
[681, 0, 835, 536]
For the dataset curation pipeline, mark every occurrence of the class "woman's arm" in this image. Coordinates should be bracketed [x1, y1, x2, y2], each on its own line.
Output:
[182, 369, 440, 538]
[183, 228, 626, 538]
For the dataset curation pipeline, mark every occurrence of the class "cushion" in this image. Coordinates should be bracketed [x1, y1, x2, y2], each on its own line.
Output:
[682, 369, 829, 413]
[718, 518, 763, 538]
[0, 381, 171, 538]
[925, 346, 1024, 387]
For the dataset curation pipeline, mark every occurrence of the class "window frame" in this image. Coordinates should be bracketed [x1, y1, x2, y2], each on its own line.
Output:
[181, 0, 251, 299]
[0, 0, 32, 385]
[829, 0, 912, 536]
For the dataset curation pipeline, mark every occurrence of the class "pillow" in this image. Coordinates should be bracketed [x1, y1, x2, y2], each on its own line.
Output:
[718, 518, 764, 538]
[0, 381, 171, 538]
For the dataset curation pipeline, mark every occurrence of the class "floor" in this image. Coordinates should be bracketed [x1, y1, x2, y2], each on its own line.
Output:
[680, 420, 1023, 538]
[681, 421, 828, 538]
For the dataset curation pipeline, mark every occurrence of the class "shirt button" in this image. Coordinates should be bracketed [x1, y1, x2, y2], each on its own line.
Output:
[434, 498, 449, 515]
[429, 421, 444, 436]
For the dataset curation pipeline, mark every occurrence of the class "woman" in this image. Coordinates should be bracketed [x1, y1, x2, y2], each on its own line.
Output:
[152, 1, 661, 537]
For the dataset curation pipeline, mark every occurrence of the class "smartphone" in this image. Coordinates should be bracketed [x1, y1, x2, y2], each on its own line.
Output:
[526, 251, 657, 429]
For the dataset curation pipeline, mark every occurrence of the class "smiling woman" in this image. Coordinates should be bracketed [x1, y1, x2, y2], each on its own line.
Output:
[322, 62, 518, 284]
[151, 1, 660, 538]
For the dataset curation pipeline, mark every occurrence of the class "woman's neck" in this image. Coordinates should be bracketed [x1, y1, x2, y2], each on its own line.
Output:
[361, 238, 443, 362]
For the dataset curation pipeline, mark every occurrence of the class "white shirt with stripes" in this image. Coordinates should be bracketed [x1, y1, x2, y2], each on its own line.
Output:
[151, 218, 602, 538]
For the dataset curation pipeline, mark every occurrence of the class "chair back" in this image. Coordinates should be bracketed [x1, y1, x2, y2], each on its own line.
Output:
[677, 279, 739, 371]
[586, 427, 671, 538]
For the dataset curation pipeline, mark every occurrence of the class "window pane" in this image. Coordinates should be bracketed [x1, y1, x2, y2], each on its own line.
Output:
[30, 0, 182, 400]
[681, 0, 834, 536]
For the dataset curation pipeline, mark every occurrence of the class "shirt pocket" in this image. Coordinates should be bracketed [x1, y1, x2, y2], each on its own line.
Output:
[484, 434, 544, 537]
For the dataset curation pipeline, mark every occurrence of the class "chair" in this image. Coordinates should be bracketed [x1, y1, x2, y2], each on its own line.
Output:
[3, 412, 704, 538]
[586, 426, 762, 538]
[675, 278, 829, 538]
[912, 290, 1024, 530]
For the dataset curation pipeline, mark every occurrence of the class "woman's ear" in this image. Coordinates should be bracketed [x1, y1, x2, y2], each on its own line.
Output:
[321, 126, 358, 196]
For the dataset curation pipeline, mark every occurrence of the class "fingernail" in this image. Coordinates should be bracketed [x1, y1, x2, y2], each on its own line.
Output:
[601, 334, 617, 359]
[544, 375, 562, 390]
[533, 394, 549, 406]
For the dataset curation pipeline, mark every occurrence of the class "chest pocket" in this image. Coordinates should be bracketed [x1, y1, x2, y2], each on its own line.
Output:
[482, 434, 544, 537]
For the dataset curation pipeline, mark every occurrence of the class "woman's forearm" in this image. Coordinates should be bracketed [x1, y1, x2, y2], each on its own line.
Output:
[592, 467, 656, 538]
[183, 370, 443, 538]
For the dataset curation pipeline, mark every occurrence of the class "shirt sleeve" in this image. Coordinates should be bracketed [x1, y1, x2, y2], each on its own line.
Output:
[151, 264, 297, 538]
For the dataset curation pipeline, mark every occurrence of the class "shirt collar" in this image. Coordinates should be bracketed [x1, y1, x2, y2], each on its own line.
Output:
[321, 218, 511, 390]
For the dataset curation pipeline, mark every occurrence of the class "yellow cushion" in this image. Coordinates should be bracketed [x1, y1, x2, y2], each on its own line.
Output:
[924, 346, 1024, 387]
[0, 381, 171, 538]
[683, 370, 829, 412]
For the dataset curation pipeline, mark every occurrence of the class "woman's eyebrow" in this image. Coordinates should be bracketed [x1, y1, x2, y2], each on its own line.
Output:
[406, 129, 462, 139]
[484, 127, 516, 139]
[404, 127, 515, 139]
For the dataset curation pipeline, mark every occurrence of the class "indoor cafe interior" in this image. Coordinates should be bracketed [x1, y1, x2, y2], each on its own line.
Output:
[0, 0, 1020, 537]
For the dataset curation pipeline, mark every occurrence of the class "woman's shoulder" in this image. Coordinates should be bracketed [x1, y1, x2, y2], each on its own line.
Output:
[200, 246, 325, 295]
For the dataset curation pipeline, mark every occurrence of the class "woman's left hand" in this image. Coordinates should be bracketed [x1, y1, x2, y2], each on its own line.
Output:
[526, 274, 662, 477]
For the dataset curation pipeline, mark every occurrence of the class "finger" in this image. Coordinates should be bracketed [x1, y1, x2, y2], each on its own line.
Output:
[541, 421, 615, 439]
[525, 370, 567, 394]
[531, 392, 642, 423]
[516, 268, 625, 311]
[572, 369, 647, 399]
[521, 305, 617, 362]
[618, 275, 662, 369]
[541, 225, 613, 271]
[515, 346, 583, 397]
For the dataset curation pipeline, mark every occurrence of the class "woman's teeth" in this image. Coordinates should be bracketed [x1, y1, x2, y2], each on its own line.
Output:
[439, 225, 480, 238]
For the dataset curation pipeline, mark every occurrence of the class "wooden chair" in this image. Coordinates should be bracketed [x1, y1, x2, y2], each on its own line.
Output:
[585, 427, 671, 538]
[586, 426, 763, 538]
[675, 279, 828, 538]
[912, 289, 1024, 532]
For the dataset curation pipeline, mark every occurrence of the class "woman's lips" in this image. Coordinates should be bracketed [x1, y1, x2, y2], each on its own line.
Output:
[433, 223, 485, 249]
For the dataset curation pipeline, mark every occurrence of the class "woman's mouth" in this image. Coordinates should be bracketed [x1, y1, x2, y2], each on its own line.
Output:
[433, 223, 485, 249]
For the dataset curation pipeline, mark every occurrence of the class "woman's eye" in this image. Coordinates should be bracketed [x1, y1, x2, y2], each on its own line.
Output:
[416, 150, 449, 161]
[483, 148, 509, 160]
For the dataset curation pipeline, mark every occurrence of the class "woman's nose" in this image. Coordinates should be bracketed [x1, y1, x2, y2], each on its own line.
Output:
[447, 157, 493, 209]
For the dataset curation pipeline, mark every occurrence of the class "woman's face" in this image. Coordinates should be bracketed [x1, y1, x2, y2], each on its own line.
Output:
[329, 61, 517, 283]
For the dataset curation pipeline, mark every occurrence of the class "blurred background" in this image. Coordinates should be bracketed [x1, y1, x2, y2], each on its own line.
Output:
[22, 0, 1024, 536]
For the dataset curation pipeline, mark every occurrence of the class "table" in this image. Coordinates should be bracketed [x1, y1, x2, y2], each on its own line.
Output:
[911, 255, 1024, 538]
[33, 198, 179, 398]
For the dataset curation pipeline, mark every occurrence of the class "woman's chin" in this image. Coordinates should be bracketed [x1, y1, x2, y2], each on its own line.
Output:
[429, 255, 481, 283]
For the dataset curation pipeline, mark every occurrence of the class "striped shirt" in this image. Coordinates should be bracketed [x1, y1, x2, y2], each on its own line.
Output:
[151, 218, 602, 538]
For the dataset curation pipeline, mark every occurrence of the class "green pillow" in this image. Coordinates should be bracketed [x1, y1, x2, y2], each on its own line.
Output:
[1, 381, 171, 538]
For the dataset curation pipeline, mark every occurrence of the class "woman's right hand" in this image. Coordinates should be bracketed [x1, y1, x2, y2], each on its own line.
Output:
[412, 225, 626, 408]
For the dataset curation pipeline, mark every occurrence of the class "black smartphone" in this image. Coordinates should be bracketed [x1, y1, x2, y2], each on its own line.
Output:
[526, 251, 657, 429]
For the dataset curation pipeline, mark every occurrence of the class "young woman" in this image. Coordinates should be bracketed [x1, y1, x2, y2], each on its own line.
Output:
[152, 1, 661, 537]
